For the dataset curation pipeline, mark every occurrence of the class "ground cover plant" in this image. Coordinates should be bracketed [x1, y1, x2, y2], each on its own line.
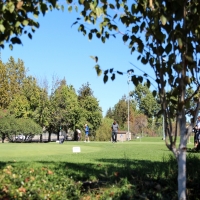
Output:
[0, 138, 200, 199]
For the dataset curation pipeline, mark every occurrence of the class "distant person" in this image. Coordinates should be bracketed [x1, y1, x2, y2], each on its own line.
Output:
[193, 125, 198, 148]
[111, 120, 119, 143]
[195, 116, 200, 148]
[84, 124, 90, 142]
[76, 129, 81, 141]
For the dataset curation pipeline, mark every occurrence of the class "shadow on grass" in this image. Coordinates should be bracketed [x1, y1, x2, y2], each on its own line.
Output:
[1, 154, 200, 199]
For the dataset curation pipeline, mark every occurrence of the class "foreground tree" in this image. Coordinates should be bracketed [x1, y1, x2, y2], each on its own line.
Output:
[1, 0, 200, 198]
[67, 0, 200, 199]
[0, 0, 62, 49]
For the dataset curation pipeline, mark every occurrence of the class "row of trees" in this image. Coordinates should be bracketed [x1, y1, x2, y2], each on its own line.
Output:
[0, 57, 102, 142]
[0, 57, 170, 143]
[1, 0, 200, 198]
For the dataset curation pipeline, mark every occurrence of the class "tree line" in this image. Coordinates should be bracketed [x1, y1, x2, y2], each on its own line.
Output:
[0, 57, 167, 143]
[0, 57, 102, 142]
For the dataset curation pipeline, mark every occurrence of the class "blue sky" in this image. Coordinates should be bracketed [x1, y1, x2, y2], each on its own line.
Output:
[1, 8, 154, 117]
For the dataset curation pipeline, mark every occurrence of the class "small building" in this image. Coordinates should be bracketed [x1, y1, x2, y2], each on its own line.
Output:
[114, 131, 132, 142]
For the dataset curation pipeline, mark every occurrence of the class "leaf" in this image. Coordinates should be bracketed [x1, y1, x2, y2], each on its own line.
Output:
[8, 3, 15, 13]
[110, 68, 113, 73]
[177, 38, 183, 49]
[71, 21, 78, 28]
[9, 44, 13, 50]
[111, 73, 115, 81]
[22, 20, 29, 26]
[94, 65, 102, 76]
[160, 15, 167, 25]
[33, 14, 38, 19]
[88, 32, 92, 40]
[185, 55, 193, 62]
[90, 56, 98, 62]
[109, 4, 115, 9]
[141, 57, 148, 65]
[95, 56, 98, 62]
[68, 6, 72, 12]
[137, 55, 141, 60]
[96, 32, 101, 38]
[67, 0, 73, 4]
[101, 36, 106, 43]
[147, 79, 151, 88]
[0, 24, 5, 32]
[104, 70, 108, 75]
[152, 90, 157, 97]
[15, 21, 21, 27]
[117, 71, 123, 75]
[165, 43, 172, 54]
[113, 14, 117, 20]
[11, 37, 21, 44]
[28, 33, 32, 39]
[103, 75, 108, 83]
[122, 34, 129, 43]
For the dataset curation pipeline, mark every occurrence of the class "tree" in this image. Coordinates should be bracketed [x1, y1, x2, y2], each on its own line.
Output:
[130, 83, 159, 119]
[95, 117, 113, 141]
[0, 0, 62, 50]
[0, 57, 26, 109]
[105, 107, 114, 119]
[112, 96, 128, 129]
[0, 61, 9, 109]
[0, 109, 42, 142]
[78, 83, 102, 139]
[49, 79, 81, 139]
[68, 0, 200, 199]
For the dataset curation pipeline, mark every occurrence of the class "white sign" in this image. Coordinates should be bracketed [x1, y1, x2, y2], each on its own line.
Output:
[73, 147, 81, 153]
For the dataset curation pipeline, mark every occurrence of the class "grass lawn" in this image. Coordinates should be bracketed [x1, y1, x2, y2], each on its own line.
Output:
[0, 137, 199, 200]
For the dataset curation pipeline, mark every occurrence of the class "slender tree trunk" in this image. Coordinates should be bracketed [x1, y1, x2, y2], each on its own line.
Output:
[39, 134, 43, 143]
[178, 129, 187, 200]
[48, 132, 52, 142]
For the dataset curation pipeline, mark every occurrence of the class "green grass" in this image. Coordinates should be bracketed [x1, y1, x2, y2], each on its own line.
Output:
[0, 137, 199, 200]
[0, 139, 171, 163]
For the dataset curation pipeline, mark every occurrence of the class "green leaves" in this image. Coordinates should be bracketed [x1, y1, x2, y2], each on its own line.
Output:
[11, 37, 21, 44]
[0, 24, 5, 32]
[94, 65, 102, 76]
[160, 15, 167, 25]
[22, 20, 29, 26]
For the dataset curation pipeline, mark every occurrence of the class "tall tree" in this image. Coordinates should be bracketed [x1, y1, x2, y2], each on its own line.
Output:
[78, 83, 102, 139]
[105, 107, 114, 119]
[49, 79, 81, 139]
[130, 83, 159, 119]
[0, 61, 9, 108]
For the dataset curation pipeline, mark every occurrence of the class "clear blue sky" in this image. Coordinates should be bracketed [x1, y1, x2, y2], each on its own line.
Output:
[1, 8, 154, 117]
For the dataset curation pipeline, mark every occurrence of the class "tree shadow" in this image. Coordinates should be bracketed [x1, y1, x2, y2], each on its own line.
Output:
[1, 155, 200, 199]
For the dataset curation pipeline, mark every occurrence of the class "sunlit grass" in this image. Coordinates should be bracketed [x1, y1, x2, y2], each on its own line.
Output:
[0, 137, 199, 199]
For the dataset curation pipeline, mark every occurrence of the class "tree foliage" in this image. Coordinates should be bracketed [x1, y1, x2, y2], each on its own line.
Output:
[0, 0, 63, 50]
[78, 83, 102, 139]
[67, 0, 200, 198]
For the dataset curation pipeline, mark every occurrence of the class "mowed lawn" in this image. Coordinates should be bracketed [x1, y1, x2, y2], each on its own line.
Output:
[0, 137, 199, 200]
[0, 137, 195, 164]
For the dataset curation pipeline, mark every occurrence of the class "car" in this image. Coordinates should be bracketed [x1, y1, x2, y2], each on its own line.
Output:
[15, 134, 25, 140]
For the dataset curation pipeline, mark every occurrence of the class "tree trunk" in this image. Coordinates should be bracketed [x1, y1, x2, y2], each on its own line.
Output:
[39, 134, 43, 143]
[178, 134, 187, 200]
[48, 132, 52, 142]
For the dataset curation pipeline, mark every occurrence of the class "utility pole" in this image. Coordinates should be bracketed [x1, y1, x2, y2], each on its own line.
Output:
[127, 70, 133, 141]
